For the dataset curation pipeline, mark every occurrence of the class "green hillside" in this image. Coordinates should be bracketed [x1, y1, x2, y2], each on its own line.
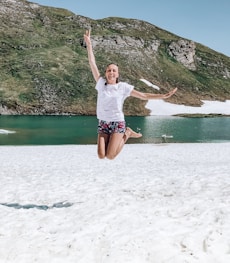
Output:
[0, 0, 229, 115]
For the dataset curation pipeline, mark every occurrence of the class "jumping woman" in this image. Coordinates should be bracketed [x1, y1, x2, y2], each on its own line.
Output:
[84, 30, 177, 160]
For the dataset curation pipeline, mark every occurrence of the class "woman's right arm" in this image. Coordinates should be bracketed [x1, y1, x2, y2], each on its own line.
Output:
[84, 30, 100, 82]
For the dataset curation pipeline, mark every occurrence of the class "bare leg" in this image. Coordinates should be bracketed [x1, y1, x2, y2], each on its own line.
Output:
[106, 127, 142, 160]
[97, 133, 110, 159]
[106, 133, 125, 160]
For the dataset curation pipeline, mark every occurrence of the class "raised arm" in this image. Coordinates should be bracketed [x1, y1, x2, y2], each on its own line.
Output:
[84, 30, 100, 82]
[130, 87, 177, 100]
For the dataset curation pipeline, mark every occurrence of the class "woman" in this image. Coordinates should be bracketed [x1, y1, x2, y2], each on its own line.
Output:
[84, 30, 177, 160]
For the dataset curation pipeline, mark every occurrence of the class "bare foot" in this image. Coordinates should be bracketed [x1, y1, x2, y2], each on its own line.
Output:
[126, 127, 142, 139]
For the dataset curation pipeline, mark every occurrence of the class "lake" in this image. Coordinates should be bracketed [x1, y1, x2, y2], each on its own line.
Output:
[0, 115, 229, 145]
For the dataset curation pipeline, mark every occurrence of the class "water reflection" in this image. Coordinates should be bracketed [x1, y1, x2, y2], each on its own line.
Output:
[0, 115, 229, 145]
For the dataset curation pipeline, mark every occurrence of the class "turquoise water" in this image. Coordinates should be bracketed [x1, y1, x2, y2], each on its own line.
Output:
[0, 115, 229, 145]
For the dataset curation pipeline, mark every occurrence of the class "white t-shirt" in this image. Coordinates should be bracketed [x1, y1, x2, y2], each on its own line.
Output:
[95, 77, 134, 122]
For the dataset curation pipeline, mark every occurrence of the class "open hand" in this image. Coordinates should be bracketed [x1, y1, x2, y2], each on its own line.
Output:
[162, 88, 177, 99]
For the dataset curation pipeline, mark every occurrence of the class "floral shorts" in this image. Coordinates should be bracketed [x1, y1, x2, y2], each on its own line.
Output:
[97, 120, 126, 135]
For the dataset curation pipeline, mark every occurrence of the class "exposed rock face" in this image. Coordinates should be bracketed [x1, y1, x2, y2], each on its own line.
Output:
[91, 36, 161, 61]
[0, 0, 39, 23]
[168, 40, 196, 70]
[93, 36, 160, 52]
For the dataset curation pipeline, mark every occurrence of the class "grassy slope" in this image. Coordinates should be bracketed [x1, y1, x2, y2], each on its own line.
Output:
[0, 1, 229, 115]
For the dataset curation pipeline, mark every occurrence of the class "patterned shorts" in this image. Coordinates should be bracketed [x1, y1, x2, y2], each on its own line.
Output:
[97, 120, 126, 135]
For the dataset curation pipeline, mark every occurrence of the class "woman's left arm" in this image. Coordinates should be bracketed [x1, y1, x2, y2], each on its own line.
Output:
[130, 88, 177, 100]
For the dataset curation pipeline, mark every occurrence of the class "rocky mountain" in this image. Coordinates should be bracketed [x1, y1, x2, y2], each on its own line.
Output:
[0, 0, 230, 115]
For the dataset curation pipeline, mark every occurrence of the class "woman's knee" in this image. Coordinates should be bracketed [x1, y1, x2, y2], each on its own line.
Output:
[97, 150, 106, 159]
[106, 151, 117, 160]
[98, 148, 116, 159]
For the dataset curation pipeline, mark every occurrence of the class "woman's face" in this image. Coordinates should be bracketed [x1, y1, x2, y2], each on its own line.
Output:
[105, 64, 119, 84]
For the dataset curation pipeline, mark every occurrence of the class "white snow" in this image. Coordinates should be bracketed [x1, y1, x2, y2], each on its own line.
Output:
[146, 99, 230, 115]
[140, 78, 230, 115]
[0, 143, 230, 262]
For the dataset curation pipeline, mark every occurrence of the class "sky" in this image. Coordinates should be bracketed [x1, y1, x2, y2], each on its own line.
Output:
[32, 0, 230, 57]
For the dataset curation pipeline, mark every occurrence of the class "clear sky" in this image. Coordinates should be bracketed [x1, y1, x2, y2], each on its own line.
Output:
[32, 0, 230, 57]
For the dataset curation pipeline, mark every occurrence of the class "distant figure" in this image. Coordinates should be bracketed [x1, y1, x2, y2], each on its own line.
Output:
[84, 30, 177, 160]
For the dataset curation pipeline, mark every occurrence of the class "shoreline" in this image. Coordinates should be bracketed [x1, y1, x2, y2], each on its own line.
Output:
[0, 113, 230, 117]
[174, 113, 230, 117]
[1, 140, 229, 147]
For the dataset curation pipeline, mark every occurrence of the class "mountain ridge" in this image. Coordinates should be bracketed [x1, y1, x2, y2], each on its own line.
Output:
[0, 0, 229, 115]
